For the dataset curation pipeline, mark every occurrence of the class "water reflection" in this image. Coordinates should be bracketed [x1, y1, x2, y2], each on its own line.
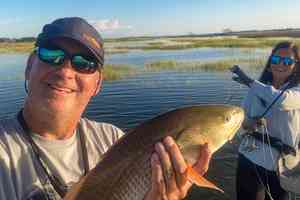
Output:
[0, 48, 263, 128]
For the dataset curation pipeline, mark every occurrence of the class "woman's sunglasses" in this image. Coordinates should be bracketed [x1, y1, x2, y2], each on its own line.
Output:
[270, 55, 296, 66]
[36, 47, 101, 74]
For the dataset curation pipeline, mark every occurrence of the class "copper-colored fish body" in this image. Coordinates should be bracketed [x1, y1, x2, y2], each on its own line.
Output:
[65, 104, 244, 200]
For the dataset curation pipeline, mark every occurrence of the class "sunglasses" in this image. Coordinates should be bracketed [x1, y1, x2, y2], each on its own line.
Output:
[36, 47, 101, 74]
[270, 55, 296, 66]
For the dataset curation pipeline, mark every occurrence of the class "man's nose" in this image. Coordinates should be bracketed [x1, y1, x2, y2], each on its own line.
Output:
[55, 59, 76, 78]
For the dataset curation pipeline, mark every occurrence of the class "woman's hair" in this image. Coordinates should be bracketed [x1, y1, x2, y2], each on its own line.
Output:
[259, 41, 300, 87]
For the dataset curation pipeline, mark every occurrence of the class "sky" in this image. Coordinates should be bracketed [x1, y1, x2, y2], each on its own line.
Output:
[1, 0, 300, 38]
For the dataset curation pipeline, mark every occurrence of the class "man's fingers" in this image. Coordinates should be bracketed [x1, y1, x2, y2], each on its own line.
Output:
[163, 136, 188, 189]
[155, 142, 177, 193]
[193, 143, 212, 175]
[150, 153, 167, 199]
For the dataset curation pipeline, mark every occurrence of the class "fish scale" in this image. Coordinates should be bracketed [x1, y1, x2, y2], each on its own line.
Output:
[65, 105, 244, 200]
[110, 150, 152, 200]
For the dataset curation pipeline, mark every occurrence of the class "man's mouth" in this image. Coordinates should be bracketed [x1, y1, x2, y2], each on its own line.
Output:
[48, 84, 74, 93]
[274, 68, 286, 73]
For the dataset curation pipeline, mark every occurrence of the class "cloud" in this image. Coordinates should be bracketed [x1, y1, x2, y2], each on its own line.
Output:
[89, 19, 132, 31]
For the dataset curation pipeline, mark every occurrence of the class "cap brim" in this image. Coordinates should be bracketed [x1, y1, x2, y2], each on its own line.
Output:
[38, 34, 104, 66]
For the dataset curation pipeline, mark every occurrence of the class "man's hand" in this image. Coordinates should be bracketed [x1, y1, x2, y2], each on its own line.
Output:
[230, 65, 254, 87]
[144, 136, 212, 200]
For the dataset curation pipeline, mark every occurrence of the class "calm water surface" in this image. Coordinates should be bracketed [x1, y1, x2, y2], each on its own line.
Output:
[2, 48, 291, 200]
[0, 48, 266, 129]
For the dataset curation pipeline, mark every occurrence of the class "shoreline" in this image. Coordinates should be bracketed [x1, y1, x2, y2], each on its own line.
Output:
[1, 36, 300, 54]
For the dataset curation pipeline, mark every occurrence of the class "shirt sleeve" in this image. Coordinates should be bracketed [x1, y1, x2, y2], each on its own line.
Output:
[250, 80, 300, 111]
[0, 143, 18, 200]
[241, 85, 269, 118]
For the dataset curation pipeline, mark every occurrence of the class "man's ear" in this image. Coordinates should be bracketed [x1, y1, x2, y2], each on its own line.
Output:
[25, 53, 35, 80]
[93, 70, 103, 96]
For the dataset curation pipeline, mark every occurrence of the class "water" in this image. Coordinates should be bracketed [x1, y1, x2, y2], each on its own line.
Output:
[0, 48, 267, 200]
[0, 48, 266, 129]
[105, 47, 267, 67]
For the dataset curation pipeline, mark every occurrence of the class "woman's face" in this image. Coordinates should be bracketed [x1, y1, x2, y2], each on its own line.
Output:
[270, 48, 297, 85]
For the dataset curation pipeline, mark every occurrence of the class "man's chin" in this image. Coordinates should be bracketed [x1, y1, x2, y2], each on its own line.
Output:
[40, 102, 72, 114]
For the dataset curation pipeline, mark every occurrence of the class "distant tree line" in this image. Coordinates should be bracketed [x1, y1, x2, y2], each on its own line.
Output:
[0, 37, 36, 43]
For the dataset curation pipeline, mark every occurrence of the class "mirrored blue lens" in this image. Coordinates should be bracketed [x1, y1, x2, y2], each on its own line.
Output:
[37, 47, 99, 74]
[271, 55, 281, 65]
[38, 48, 65, 65]
[283, 57, 294, 66]
[72, 55, 98, 74]
[271, 55, 295, 66]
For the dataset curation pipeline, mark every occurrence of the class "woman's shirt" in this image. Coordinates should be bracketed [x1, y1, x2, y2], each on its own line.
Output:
[239, 80, 300, 171]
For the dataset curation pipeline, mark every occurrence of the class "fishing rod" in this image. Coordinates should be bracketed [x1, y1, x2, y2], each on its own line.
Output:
[231, 65, 300, 154]
[231, 64, 299, 119]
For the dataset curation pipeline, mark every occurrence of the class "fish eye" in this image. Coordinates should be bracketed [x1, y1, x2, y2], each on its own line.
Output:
[225, 116, 231, 122]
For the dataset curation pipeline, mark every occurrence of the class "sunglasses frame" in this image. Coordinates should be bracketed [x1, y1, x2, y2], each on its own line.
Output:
[35, 46, 101, 74]
[270, 55, 296, 66]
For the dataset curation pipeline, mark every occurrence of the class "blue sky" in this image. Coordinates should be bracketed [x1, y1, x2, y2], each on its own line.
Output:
[1, 0, 300, 38]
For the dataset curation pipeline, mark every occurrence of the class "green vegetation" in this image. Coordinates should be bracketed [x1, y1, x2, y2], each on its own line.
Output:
[105, 49, 130, 54]
[111, 37, 300, 51]
[103, 58, 266, 81]
[145, 57, 266, 72]
[0, 42, 35, 53]
[135, 38, 300, 50]
[2, 36, 300, 53]
[103, 64, 139, 81]
[104, 36, 157, 43]
[147, 42, 165, 46]
[101, 57, 266, 81]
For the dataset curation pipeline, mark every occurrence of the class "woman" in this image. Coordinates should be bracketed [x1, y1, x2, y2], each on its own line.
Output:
[230, 41, 300, 200]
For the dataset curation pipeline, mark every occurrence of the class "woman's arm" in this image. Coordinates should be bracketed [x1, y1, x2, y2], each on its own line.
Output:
[230, 65, 300, 111]
[250, 80, 300, 111]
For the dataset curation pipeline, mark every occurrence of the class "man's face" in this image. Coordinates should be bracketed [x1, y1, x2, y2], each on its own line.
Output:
[25, 38, 102, 116]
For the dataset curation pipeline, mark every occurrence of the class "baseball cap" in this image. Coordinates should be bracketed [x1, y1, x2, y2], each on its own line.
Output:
[35, 17, 104, 66]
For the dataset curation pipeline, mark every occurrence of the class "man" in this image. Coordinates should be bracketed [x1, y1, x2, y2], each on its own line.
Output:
[0, 17, 211, 200]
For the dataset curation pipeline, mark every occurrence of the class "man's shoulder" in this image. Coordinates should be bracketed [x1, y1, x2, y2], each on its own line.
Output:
[79, 118, 123, 132]
[0, 117, 22, 138]
[0, 116, 26, 158]
[79, 117, 125, 142]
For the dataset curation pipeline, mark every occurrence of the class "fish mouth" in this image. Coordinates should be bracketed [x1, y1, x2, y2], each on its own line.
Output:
[227, 108, 244, 141]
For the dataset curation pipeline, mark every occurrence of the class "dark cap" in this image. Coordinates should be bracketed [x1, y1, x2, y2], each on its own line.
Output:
[35, 17, 104, 66]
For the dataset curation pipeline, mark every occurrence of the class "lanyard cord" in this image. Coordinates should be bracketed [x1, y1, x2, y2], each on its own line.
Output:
[17, 110, 90, 198]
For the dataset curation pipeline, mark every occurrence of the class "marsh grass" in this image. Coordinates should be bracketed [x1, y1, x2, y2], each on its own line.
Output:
[3, 37, 300, 53]
[102, 57, 266, 81]
[0, 42, 35, 53]
[144, 38, 279, 50]
[116, 37, 300, 50]
[145, 57, 266, 72]
[103, 64, 139, 81]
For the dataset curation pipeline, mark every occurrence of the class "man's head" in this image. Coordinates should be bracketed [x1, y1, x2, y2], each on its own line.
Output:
[36, 17, 104, 66]
[25, 17, 104, 118]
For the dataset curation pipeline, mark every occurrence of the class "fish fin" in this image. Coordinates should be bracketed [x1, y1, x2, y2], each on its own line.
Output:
[186, 165, 224, 193]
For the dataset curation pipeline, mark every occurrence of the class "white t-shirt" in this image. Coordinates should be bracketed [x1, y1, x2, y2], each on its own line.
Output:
[0, 117, 125, 200]
[239, 80, 300, 171]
